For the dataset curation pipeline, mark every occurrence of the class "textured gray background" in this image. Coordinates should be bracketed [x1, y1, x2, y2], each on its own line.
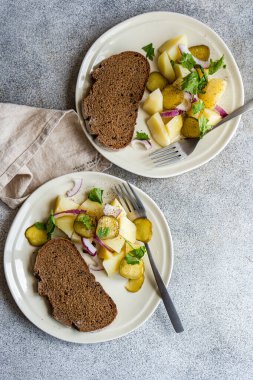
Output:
[0, 1, 253, 379]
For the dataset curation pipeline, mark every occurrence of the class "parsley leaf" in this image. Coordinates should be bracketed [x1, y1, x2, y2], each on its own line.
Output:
[78, 215, 94, 230]
[199, 115, 212, 138]
[192, 100, 205, 114]
[208, 55, 226, 75]
[46, 212, 55, 238]
[125, 245, 147, 265]
[180, 52, 196, 70]
[135, 131, 150, 141]
[142, 43, 155, 61]
[170, 59, 175, 67]
[88, 188, 103, 204]
[34, 222, 46, 230]
[182, 67, 208, 95]
[97, 227, 110, 239]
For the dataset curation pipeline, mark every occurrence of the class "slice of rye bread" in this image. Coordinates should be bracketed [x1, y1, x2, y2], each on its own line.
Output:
[83, 51, 150, 149]
[34, 238, 117, 332]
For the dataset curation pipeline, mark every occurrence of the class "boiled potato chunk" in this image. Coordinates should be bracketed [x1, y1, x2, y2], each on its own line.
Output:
[79, 199, 103, 219]
[189, 45, 210, 61]
[174, 63, 190, 78]
[181, 117, 200, 138]
[110, 198, 126, 218]
[147, 113, 170, 147]
[125, 274, 145, 292]
[134, 218, 153, 243]
[119, 216, 136, 243]
[125, 241, 141, 254]
[103, 249, 125, 277]
[96, 216, 119, 240]
[199, 79, 227, 109]
[165, 115, 183, 143]
[98, 245, 114, 260]
[146, 72, 168, 92]
[158, 34, 188, 61]
[119, 258, 144, 280]
[25, 225, 48, 247]
[157, 52, 175, 83]
[54, 195, 80, 214]
[55, 215, 76, 238]
[143, 88, 163, 115]
[103, 235, 125, 253]
[71, 232, 81, 244]
[162, 85, 184, 110]
[201, 108, 221, 126]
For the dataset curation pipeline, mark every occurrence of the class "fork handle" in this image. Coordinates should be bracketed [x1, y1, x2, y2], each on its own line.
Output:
[211, 99, 253, 131]
[145, 244, 184, 333]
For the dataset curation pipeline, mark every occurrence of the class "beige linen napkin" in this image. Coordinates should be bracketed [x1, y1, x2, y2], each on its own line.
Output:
[0, 103, 111, 208]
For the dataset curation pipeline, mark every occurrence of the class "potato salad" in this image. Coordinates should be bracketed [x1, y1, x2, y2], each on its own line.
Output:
[141, 35, 228, 147]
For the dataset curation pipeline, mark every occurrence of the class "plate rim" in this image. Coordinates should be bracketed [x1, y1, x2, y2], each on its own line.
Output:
[75, 11, 244, 178]
[4, 171, 174, 344]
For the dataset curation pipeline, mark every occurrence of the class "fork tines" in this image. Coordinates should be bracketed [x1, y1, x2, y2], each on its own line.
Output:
[114, 182, 144, 213]
[149, 145, 182, 166]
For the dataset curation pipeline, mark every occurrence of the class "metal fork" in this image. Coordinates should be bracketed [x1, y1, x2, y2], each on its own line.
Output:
[150, 99, 253, 167]
[115, 182, 184, 333]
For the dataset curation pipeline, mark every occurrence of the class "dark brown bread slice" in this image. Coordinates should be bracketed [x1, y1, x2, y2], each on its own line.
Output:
[34, 238, 117, 332]
[83, 51, 150, 149]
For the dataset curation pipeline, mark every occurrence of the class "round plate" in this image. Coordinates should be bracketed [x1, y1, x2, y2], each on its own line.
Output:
[4, 172, 173, 343]
[75, 11, 244, 178]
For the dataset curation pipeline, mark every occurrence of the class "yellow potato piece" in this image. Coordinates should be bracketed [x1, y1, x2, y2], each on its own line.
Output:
[165, 115, 183, 143]
[119, 216, 136, 243]
[158, 34, 188, 61]
[103, 249, 125, 277]
[79, 199, 103, 219]
[55, 215, 76, 238]
[25, 225, 48, 247]
[147, 113, 170, 147]
[125, 241, 141, 254]
[162, 85, 184, 110]
[98, 245, 114, 260]
[134, 218, 152, 243]
[110, 198, 126, 218]
[146, 72, 168, 92]
[125, 274, 145, 293]
[157, 52, 175, 83]
[201, 108, 221, 126]
[173, 63, 190, 79]
[119, 259, 144, 280]
[54, 195, 80, 214]
[199, 79, 227, 109]
[143, 88, 163, 115]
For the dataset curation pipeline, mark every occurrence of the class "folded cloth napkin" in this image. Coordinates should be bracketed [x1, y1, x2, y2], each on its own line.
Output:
[0, 103, 111, 209]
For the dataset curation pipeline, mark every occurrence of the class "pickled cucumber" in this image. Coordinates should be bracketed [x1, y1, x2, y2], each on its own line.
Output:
[189, 45, 210, 61]
[74, 214, 96, 238]
[134, 218, 152, 243]
[125, 274, 145, 292]
[25, 224, 48, 247]
[96, 216, 119, 240]
[119, 258, 144, 280]
[181, 117, 200, 138]
[146, 72, 168, 92]
[162, 85, 184, 109]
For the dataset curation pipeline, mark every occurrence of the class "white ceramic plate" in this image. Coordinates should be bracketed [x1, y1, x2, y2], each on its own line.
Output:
[4, 172, 173, 343]
[75, 11, 244, 178]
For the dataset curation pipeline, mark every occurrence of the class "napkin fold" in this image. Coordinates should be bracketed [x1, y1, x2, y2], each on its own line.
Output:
[0, 103, 111, 208]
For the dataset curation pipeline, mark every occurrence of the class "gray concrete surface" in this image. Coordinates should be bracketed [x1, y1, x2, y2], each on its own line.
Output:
[0, 1, 253, 379]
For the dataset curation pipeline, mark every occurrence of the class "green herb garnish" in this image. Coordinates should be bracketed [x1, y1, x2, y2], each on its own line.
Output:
[97, 227, 110, 239]
[192, 100, 205, 114]
[125, 245, 147, 265]
[182, 66, 208, 95]
[180, 52, 196, 70]
[88, 188, 103, 204]
[135, 131, 150, 141]
[142, 43, 155, 61]
[170, 59, 175, 67]
[34, 222, 46, 230]
[79, 215, 94, 230]
[199, 115, 212, 138]
[46, 212, 56, 238]
[208, 55, 226, 75]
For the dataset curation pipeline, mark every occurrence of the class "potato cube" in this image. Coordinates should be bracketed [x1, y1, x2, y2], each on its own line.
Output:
[143, 88, 163, 115]
[157, 52, 175, 83]
[147, 113, 171, 147]
[158, 34, 188, 61]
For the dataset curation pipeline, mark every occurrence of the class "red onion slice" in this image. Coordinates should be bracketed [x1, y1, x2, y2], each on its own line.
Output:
[103, 204, 122, 218]
[131, 139, 152, 150]
[179, 44, 210, 69]
[81, 237, 97, 256]
[66, 179, 83, 197]
[192, 94, 198, 103]
[54, 209, 86, 218]
[93, 235, 114, 253]
[176, 92, 192, 112]
[160, 109, 183, 118]
[215, 104, 228, 118]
